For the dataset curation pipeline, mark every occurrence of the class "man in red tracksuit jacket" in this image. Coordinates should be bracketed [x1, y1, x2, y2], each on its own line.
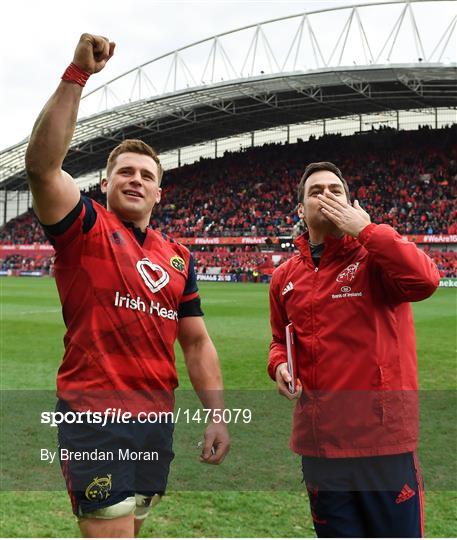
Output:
[268, 161, 440, 538]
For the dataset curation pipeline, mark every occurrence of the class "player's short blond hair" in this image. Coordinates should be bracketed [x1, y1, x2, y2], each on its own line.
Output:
[106, 139, 164, 183]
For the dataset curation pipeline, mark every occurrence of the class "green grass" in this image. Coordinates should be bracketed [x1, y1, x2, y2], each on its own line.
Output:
[0, 278, 455, 537]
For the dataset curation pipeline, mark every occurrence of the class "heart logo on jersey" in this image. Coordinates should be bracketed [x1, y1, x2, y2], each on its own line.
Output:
[136, 258, 170, 293]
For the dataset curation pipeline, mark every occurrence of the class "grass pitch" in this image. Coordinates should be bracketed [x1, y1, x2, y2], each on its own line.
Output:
[0, 278, 455, 537]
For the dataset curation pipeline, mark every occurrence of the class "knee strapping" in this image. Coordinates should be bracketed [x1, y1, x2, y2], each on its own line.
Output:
[134, 493, 162, 520]
[78, 496, 136, 520]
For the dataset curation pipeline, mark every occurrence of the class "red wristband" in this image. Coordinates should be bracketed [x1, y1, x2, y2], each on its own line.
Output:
[61, 63, 90, 87]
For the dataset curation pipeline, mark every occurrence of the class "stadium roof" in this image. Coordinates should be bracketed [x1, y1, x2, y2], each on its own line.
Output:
[1, 0, 456, 190]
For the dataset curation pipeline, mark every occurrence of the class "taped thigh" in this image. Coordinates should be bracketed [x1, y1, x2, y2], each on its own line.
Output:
[79, 496, 136, 520]
[134, 493, 162, 520]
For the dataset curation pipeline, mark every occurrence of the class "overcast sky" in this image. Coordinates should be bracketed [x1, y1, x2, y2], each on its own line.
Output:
[1, 0, 454, 151]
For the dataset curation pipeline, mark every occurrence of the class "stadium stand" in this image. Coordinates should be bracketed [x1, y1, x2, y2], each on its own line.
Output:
[0, 127, 456, 278]
[153, 126, 457, 238]
[0, 254, 52, 273]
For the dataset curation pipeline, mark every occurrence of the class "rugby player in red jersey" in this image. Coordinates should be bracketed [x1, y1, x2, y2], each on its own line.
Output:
[26, 33, 230, 538]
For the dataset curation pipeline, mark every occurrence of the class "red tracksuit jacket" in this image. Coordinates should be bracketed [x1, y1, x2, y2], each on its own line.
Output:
[268, 223, 440, 458]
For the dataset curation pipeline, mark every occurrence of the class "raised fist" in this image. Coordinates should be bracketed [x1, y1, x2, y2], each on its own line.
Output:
[72, 33, 115, 74]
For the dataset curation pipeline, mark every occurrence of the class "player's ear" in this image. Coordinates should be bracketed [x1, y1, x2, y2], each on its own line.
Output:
[101, 177, 108, 193]
[155, 187, 162, 205]
[297, 202, 305, 220]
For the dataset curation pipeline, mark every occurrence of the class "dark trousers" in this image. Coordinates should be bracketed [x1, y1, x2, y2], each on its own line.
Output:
[302, 452, 424, 538]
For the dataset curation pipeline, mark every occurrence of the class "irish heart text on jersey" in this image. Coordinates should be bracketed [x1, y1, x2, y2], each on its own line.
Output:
[114, 291, 178, 321]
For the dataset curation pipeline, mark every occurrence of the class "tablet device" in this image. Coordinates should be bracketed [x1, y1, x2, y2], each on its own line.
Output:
[285, 322, 297, 393]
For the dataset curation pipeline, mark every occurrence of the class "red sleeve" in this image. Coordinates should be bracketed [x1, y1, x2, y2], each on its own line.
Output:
[268, 268, 289, 381]
[41, 196, 97, 253]
[357, 223, 440, 302]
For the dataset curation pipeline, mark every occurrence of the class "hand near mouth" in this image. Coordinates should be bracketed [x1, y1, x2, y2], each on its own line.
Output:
[317, 193, 371, 238]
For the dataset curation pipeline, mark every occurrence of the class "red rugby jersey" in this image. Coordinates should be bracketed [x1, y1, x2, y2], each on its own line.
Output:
[44, 197, 202, 413]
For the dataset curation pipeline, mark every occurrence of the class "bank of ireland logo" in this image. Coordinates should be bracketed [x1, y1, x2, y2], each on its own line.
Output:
[332, 261, 364, 299]
[85, 474, 112, 501]
[336, 262, 360, 284]
[136, 258, 170, 293]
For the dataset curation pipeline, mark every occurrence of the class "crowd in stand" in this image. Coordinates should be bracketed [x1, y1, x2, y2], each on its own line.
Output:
[422, 248, 457, 278]
[2, 246, 454, 278]
[0, 212, 45, 244]
[0, 127, 455, 277]
[0, 184, 102, 245]
[0, 254, 52, 273]
[152, 127, 457, 238]
[193, 246, 272, 276]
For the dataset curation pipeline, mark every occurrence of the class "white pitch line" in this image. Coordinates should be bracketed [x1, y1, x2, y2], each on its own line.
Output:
[13, 308, 61, 315]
